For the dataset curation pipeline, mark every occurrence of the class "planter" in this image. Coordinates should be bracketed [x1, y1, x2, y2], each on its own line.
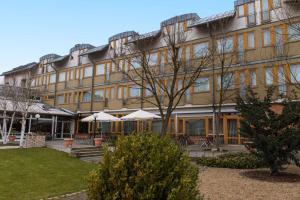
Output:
[64, 138, 73, 148]
[94, 138, 102, 147]
[8, 135, 16, 142]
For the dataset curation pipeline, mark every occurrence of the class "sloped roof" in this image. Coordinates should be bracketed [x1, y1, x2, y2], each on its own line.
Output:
[189, 10, 236, 27]
[40, 54, 60, 62]
[48, 55, 69, 64]
[160, 13, 200, 27]
[128, 30, 161, 43]
[70, 44, 95, 53]
[109, 31, 139, 42]
[79, 44, 109, 56]
[2, 62, 38, 76]
[0, 99, 74, 116]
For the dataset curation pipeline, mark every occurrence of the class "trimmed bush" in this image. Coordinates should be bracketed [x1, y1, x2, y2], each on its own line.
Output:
[87, 133, 201, 200]
[197, 153, 266, 169]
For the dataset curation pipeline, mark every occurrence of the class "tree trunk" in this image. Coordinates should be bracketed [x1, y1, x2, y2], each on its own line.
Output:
[7, 112, 16, 143]
[160, 118, 169, 136]
[19, 112, 28, 147]
[2, 111, 8, 144]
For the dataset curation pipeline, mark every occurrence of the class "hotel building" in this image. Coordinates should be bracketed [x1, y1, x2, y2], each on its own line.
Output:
[3, 0, 300, 144]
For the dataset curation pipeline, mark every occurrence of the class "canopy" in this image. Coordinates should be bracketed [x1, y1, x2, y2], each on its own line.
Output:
[81, 112, 120, 122]
[121, 110, 161, 121]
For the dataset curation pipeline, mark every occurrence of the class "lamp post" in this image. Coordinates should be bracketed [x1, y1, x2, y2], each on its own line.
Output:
[93, 113, 97, 145]
[35, 114, 40, 134]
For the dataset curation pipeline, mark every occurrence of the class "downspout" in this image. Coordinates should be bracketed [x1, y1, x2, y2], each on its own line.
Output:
[88, 55, 96, 113]
[52, 63, 58, 107]
[208, 23, 216, 137]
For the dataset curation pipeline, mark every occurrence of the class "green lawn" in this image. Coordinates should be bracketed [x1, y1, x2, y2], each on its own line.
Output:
[0, 148, 96, 200]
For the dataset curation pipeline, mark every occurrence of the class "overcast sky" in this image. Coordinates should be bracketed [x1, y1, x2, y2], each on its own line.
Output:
[0, 0, 234, 74]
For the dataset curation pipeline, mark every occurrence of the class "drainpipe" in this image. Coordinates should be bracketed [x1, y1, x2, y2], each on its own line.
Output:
[88, 55, 96, 113]
[52, 63, 58, 107]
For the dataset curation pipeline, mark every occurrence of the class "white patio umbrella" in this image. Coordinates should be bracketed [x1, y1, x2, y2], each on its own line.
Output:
[81, 112, 120, 122]
[121, 110, 161, 121]
[121, 110, 161, 132]
[81, 112, 120, 138]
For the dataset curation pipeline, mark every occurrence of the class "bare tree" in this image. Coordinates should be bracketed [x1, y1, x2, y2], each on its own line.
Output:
[110, 25, 210, 136]
[272, 1, 300, 90]
[17, 73, 40, 147]
[0, 79, 19, 144]
[207, 18, 237, 149]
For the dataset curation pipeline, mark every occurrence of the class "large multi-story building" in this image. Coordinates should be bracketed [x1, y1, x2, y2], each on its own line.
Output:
[3, 0, 300, 144]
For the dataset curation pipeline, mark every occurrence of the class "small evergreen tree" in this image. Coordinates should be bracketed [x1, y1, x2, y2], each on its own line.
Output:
[87, 133, 201, 200]
[236, 88, 300, 175]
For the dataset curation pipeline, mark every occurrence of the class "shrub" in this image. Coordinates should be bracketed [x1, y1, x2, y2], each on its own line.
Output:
[197, 153, 266, 169]
[236, 88, 300, 174]
[87, 133, 201, 200]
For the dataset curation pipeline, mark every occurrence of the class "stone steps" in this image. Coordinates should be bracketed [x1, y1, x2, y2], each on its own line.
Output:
[71, 147, 104, 158]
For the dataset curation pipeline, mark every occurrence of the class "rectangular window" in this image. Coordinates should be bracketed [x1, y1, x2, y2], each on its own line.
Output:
[265, 67, 273, 85]
[96, 64, 105, 75]
[131, 57, 141, 69]
[50, 74, 56, 84]
[83, 91, 91, 102]
[247, 3, 255, 25]
[290, 64, 300, 83]
[238, 34, 244, 51]
[185, 47, 191, 66]
[84, 66, 93, 77]
[248, 32, 255, 48]
[130, 86, 140, 97]
[194, 77, 210, 92]
[278, 66, 286, 95]
[57, 95, 65, 104]
[193, 42, 209, 58]
[123, 87, 127, 98]
[240, 72, 246, 96]
[58, 72, 66, 82]
[261, 0, 270, 21]
[148, 53, 158, 66]
[186, 119, 206, 136]
[146, 84, 152, 96]
[263, 29, 271, 46]
[217, 37, 233, 53]
[178, 79, 183, 92]
[288, 24, 300, 41]
[238, 5, 244, 17]
[94, 89, 104, 101]
[273, 0, 281, 8]
[105, 88, 110, 99]
[250, 70, 257, 87]
[218, 73, 234, 89]
[118, 87, 122, 99]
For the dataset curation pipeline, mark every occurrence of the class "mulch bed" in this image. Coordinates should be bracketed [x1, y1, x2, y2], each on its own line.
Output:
[241, 170, 300, 183]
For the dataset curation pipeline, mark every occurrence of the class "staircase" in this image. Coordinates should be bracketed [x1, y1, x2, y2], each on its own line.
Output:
[71, 147, 103, 163]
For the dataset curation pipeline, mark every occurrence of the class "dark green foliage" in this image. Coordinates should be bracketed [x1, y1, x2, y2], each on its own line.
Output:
[236, 88, 300, 174]
[87, 133, 201, 200]
[197, 153, 266, 169]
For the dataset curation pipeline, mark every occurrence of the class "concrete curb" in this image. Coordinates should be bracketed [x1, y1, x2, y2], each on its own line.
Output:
[40, 190, 86, 200]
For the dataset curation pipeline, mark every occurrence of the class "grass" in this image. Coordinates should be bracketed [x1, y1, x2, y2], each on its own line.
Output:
[0, 148, 96, 200]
